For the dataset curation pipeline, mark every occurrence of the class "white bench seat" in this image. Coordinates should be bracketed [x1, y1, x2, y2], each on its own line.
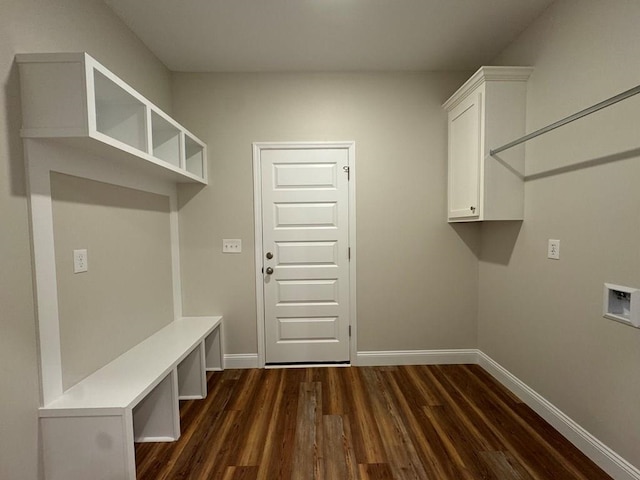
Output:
[40, 315, 223, 480]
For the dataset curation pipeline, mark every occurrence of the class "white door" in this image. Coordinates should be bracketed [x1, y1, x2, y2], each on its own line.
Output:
[259, 145, 351, 364]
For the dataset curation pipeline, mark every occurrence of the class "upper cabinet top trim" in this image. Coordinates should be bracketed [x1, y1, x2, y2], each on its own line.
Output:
[443, 66, 534, 112]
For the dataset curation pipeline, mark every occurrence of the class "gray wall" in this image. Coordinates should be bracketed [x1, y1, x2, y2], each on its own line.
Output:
[0, 1, 172, 478]
[51, 173, 174, 390]
[172, 72, 480, 356]
[480, 0, 640, 467]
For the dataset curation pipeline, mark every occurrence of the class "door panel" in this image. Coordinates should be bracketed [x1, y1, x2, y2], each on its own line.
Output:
[261, 147, 350, 364]
[277, 317, 339, 342]
[273, 163, 338, 189]
[277, 279, 339, 304]
[276, 241, 338, 265]
[448, 91, 481, 219]
[274, 202, 338, 228]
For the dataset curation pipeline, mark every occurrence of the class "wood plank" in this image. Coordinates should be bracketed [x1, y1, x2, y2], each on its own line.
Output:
[323, 367, 348, 415]
[222, 466, 259, 480]
[225, 368, 264, 411]
[256, 368, 305, 480]
[382, 368, 461, 480]
[360, 367, 429, 480]
[341, 414, 362, 480]
[422, 405, 477, 480]
[479, 451, 534, 480]
[358, 463, 395, 480]
[397, 365, 443, 407]
[231, 368, 283, 466]
[426, 365, 505, 451]
[463, 364, 523, 405]
[322, 415, 349, 479]
[341, 367, 387, 464]
[291, 381, 323, 479]
[194, 410, 244, 479]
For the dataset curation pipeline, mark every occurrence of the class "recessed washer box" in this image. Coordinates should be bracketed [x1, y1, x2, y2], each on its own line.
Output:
[603, 283, 640, 328]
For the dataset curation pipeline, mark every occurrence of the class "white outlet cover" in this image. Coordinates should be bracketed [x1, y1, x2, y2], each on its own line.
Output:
[73, 249, 88, 273]
[547, 239, 560, 260]
[222, 239, 242, 253]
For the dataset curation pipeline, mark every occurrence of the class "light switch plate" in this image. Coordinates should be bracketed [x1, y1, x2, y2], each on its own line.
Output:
[223, 239, 242, 253]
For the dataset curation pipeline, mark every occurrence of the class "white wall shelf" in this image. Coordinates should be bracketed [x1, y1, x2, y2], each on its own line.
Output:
[17, 52, 207, 185]
[443, 66, 532, 222]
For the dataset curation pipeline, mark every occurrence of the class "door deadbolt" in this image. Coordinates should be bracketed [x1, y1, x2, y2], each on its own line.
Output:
[266, 252, 273, 259]
[265, 266, 274, 275]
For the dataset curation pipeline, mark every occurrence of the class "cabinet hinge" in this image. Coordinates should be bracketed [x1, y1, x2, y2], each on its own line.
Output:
[348, 247, 351, 260]
[343, 165, 350, 180]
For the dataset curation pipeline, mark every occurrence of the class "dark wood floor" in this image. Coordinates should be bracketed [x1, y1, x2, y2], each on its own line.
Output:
[135, 365, 611, 480]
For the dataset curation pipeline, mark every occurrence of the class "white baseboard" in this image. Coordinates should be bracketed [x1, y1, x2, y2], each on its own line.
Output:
[356, 349, 479, 366]
[478, 352, 640, 480]
[223, 353, 259, 369]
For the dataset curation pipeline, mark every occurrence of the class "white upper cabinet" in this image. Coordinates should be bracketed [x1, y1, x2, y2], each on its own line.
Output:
[443, 66, 532, 222]
[17, 52, 207, 184]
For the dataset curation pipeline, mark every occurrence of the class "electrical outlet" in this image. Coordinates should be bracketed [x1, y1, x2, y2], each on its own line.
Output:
[73, 249, 88, 273]
[547, 239, 560, 260]
[222, 239, 242, 253]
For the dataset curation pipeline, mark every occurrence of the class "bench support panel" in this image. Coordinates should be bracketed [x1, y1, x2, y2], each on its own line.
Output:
[205, 324, 224, 371]
[41, 413, 136, 480]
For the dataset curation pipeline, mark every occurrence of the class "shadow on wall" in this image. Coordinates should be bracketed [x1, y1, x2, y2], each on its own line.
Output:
[450, 222, 482, 258]
[4, 61, 26, 197]
[524, 146, 640, 182]
[177, 183, 207, 210]
[479, 221, 523, 266]
[450, 221, 522, 266]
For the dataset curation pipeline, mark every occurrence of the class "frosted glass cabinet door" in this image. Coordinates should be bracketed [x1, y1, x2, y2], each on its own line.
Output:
[448, 91, 481, 220]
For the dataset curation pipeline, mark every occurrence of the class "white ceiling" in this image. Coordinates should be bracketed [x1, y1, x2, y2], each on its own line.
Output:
[104, 0, 554, 73]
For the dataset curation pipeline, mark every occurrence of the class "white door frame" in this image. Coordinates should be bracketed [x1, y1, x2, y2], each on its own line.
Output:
[253, 141, 357, 368]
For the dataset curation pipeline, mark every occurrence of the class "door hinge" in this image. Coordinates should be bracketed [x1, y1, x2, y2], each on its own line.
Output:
[349, 325, 351, 337]
[343, 165, 350, 180]
[348, 247, 351, 260]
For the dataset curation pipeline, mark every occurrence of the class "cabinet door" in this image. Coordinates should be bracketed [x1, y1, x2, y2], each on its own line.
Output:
[448, 92, 481, 220]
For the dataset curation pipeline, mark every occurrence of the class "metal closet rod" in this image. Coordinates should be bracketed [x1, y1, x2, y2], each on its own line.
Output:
[490, 83, 640, 156]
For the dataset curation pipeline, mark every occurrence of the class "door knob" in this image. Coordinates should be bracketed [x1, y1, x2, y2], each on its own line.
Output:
[266, 252, 273, 259]
[265, 267, 274, 275]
